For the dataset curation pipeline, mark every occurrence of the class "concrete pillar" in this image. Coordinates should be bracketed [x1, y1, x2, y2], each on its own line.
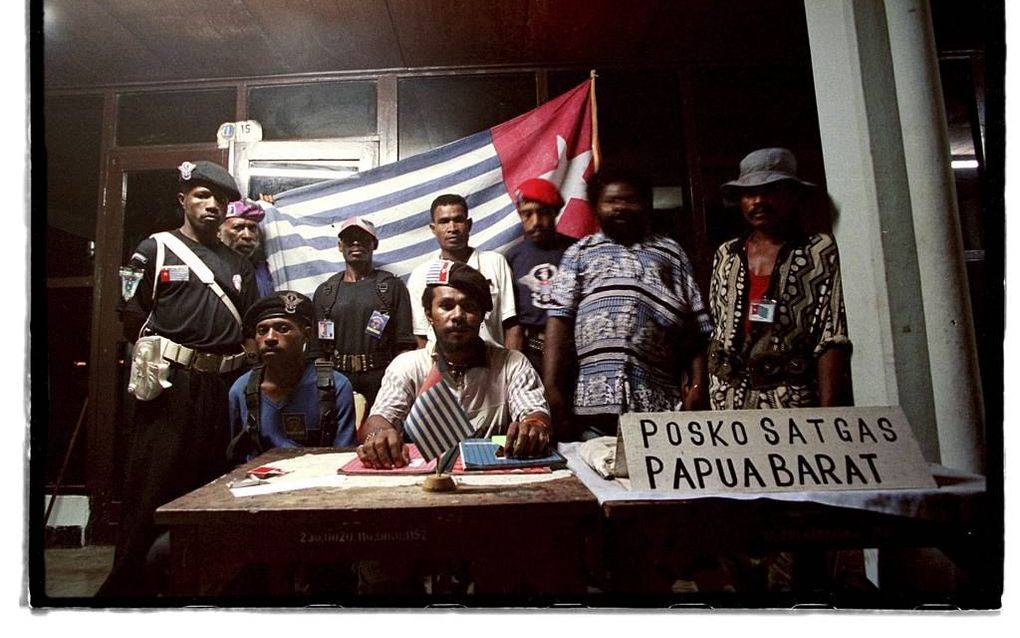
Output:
[883, 0, 984, 472]
[803, 1, 940, 461]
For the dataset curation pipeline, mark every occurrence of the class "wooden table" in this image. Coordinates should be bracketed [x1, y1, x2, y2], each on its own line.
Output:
[562, 445, 993, 605]
[154, 447, 600, 602]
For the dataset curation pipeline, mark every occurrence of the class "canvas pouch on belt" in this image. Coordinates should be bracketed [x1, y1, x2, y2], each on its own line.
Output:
[127, 335, 173, 401]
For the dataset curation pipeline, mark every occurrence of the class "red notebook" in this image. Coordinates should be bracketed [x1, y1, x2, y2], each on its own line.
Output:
[338, 443, 437, 475]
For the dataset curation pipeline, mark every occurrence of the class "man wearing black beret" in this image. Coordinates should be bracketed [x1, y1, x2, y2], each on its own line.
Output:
[227, 290, 357, 462]
[100, 160, 258, 598]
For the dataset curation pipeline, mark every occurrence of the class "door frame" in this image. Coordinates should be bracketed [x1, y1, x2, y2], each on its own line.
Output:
[86, 145, 225, 541]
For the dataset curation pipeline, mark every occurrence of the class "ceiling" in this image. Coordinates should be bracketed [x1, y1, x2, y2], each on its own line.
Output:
[41, 0, 821, 89]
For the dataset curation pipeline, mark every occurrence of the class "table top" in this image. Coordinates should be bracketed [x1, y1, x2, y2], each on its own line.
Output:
[155, 447, 598, 528]
[561, 442, 986, 524]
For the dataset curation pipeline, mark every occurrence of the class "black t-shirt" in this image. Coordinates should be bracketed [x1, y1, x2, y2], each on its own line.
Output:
[119, 229, 256, 351]
[312, 269, 416, 355]
[503, 233, 575, 328]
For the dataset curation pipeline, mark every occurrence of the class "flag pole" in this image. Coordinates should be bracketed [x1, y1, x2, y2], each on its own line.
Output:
[589, 69, 601, 171]
[424, 445, 458, 492]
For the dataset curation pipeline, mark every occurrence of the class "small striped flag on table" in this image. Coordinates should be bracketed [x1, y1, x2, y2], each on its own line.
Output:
[403, 381, 475, 462]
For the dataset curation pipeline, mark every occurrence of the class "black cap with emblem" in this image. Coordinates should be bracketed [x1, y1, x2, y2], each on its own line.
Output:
[243, 291, 316, 336]
[177, 160, 242, 201]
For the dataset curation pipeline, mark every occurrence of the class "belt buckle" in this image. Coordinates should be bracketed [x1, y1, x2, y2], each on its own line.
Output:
[191, 352, 221, 374]
[353, 354, 366, 372]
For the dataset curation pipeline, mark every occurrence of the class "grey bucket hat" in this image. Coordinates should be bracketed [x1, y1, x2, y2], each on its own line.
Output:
[721, 148, 814, 204]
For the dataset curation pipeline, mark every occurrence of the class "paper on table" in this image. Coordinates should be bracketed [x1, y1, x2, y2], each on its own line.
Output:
[229, 452, 356, 497]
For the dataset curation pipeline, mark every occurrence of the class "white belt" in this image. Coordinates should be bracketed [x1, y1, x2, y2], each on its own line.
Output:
[160, 338, 247, 374]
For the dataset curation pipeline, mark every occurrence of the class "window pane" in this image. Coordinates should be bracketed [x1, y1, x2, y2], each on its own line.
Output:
[117, 89, 235, 146]
[549, 69, 684, 187]
[249, 82, 377, 140]
[398, 74, 535, 159]
[45, 94, 103, 277]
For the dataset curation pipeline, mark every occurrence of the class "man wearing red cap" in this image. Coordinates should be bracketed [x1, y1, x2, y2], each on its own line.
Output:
[312, 216, 416, 413]
[503, 178, 577, 377]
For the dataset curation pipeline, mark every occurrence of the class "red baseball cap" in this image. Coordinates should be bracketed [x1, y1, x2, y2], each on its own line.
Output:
[514, 178, 564, 209]
[337, 216, 379, 247]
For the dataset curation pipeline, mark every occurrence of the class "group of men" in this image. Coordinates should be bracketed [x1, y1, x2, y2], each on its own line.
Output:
[99, 145, 851, 597]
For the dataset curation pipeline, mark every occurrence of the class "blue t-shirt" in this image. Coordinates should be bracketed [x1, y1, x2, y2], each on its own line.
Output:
[228, 363, 357, 451]
[503, 234, 575, 328]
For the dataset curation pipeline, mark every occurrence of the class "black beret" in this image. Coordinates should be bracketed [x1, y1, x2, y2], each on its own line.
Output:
[243, 291, 315, 335]
[178, 160, 242, 201]
[422, 260, 493, 313]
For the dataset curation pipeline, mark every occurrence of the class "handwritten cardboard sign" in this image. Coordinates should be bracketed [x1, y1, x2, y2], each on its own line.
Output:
[617, 406, 936, 493]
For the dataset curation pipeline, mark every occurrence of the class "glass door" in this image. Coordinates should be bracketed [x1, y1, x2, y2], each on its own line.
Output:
[87, 149, 225, 541]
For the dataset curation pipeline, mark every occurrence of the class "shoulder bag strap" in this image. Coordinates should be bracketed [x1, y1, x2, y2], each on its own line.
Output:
[152, 232, 243, 326]
[226, 365, 265, 466]
[314, 360, 338, 446]
[374, 272, 393, 315]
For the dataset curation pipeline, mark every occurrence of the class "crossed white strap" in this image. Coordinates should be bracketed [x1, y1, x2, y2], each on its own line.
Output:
[152, 231, 243, 326]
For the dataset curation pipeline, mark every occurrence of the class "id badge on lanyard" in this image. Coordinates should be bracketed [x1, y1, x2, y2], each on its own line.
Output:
[365, 310, 390, 339]
[748, 298, 777, 324]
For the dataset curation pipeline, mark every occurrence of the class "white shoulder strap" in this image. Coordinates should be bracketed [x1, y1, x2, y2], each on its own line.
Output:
[152, 232, 243, 326]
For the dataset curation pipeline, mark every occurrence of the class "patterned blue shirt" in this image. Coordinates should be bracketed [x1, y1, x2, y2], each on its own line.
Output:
[548, 232, 712, 414]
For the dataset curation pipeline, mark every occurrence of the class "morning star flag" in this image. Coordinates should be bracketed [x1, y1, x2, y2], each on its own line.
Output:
[403, 380, 475, 462]
[262, 80, 598, 295]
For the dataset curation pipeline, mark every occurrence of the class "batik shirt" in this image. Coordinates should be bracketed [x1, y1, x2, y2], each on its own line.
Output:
[547, 232, 712, 415]
[707, 232, 851, 410]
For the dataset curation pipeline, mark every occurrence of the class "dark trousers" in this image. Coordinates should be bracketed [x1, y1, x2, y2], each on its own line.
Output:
[98, 366, 238, 599]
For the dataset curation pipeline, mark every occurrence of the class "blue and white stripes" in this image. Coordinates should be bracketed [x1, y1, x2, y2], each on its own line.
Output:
[403, 381, 476, 462]
[262, 130, 524, 297]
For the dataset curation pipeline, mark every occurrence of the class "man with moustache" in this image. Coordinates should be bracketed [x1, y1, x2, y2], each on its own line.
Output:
[406, 194, 521, 349]
[545, 168, 712, 442]
[312, 217, 416, 413]
[709, 147, 851, 409]
[100, 160, 256, 598]
[704, 148, 852, 593]
[503, 178, 576, 377]
[358, 260, 550, 470]
[220, 198, 275, 297]
[355, 260, 551, 594]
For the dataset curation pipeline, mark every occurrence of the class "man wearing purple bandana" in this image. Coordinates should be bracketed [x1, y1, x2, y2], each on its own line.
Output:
[221, 199, 275, 296]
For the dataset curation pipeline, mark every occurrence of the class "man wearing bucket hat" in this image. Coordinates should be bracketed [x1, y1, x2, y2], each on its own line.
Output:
[101, 160, 257, 597]
[709, 147, 852, 410]
[312, 216, 416, 414]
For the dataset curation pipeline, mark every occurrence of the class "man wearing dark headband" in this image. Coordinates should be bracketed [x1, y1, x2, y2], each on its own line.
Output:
[358, 260, 551, 469]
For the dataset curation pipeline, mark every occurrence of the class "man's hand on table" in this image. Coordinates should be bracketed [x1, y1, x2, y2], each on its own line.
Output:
[504, 415, 552, 458]
[357, 426, 409, 469]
